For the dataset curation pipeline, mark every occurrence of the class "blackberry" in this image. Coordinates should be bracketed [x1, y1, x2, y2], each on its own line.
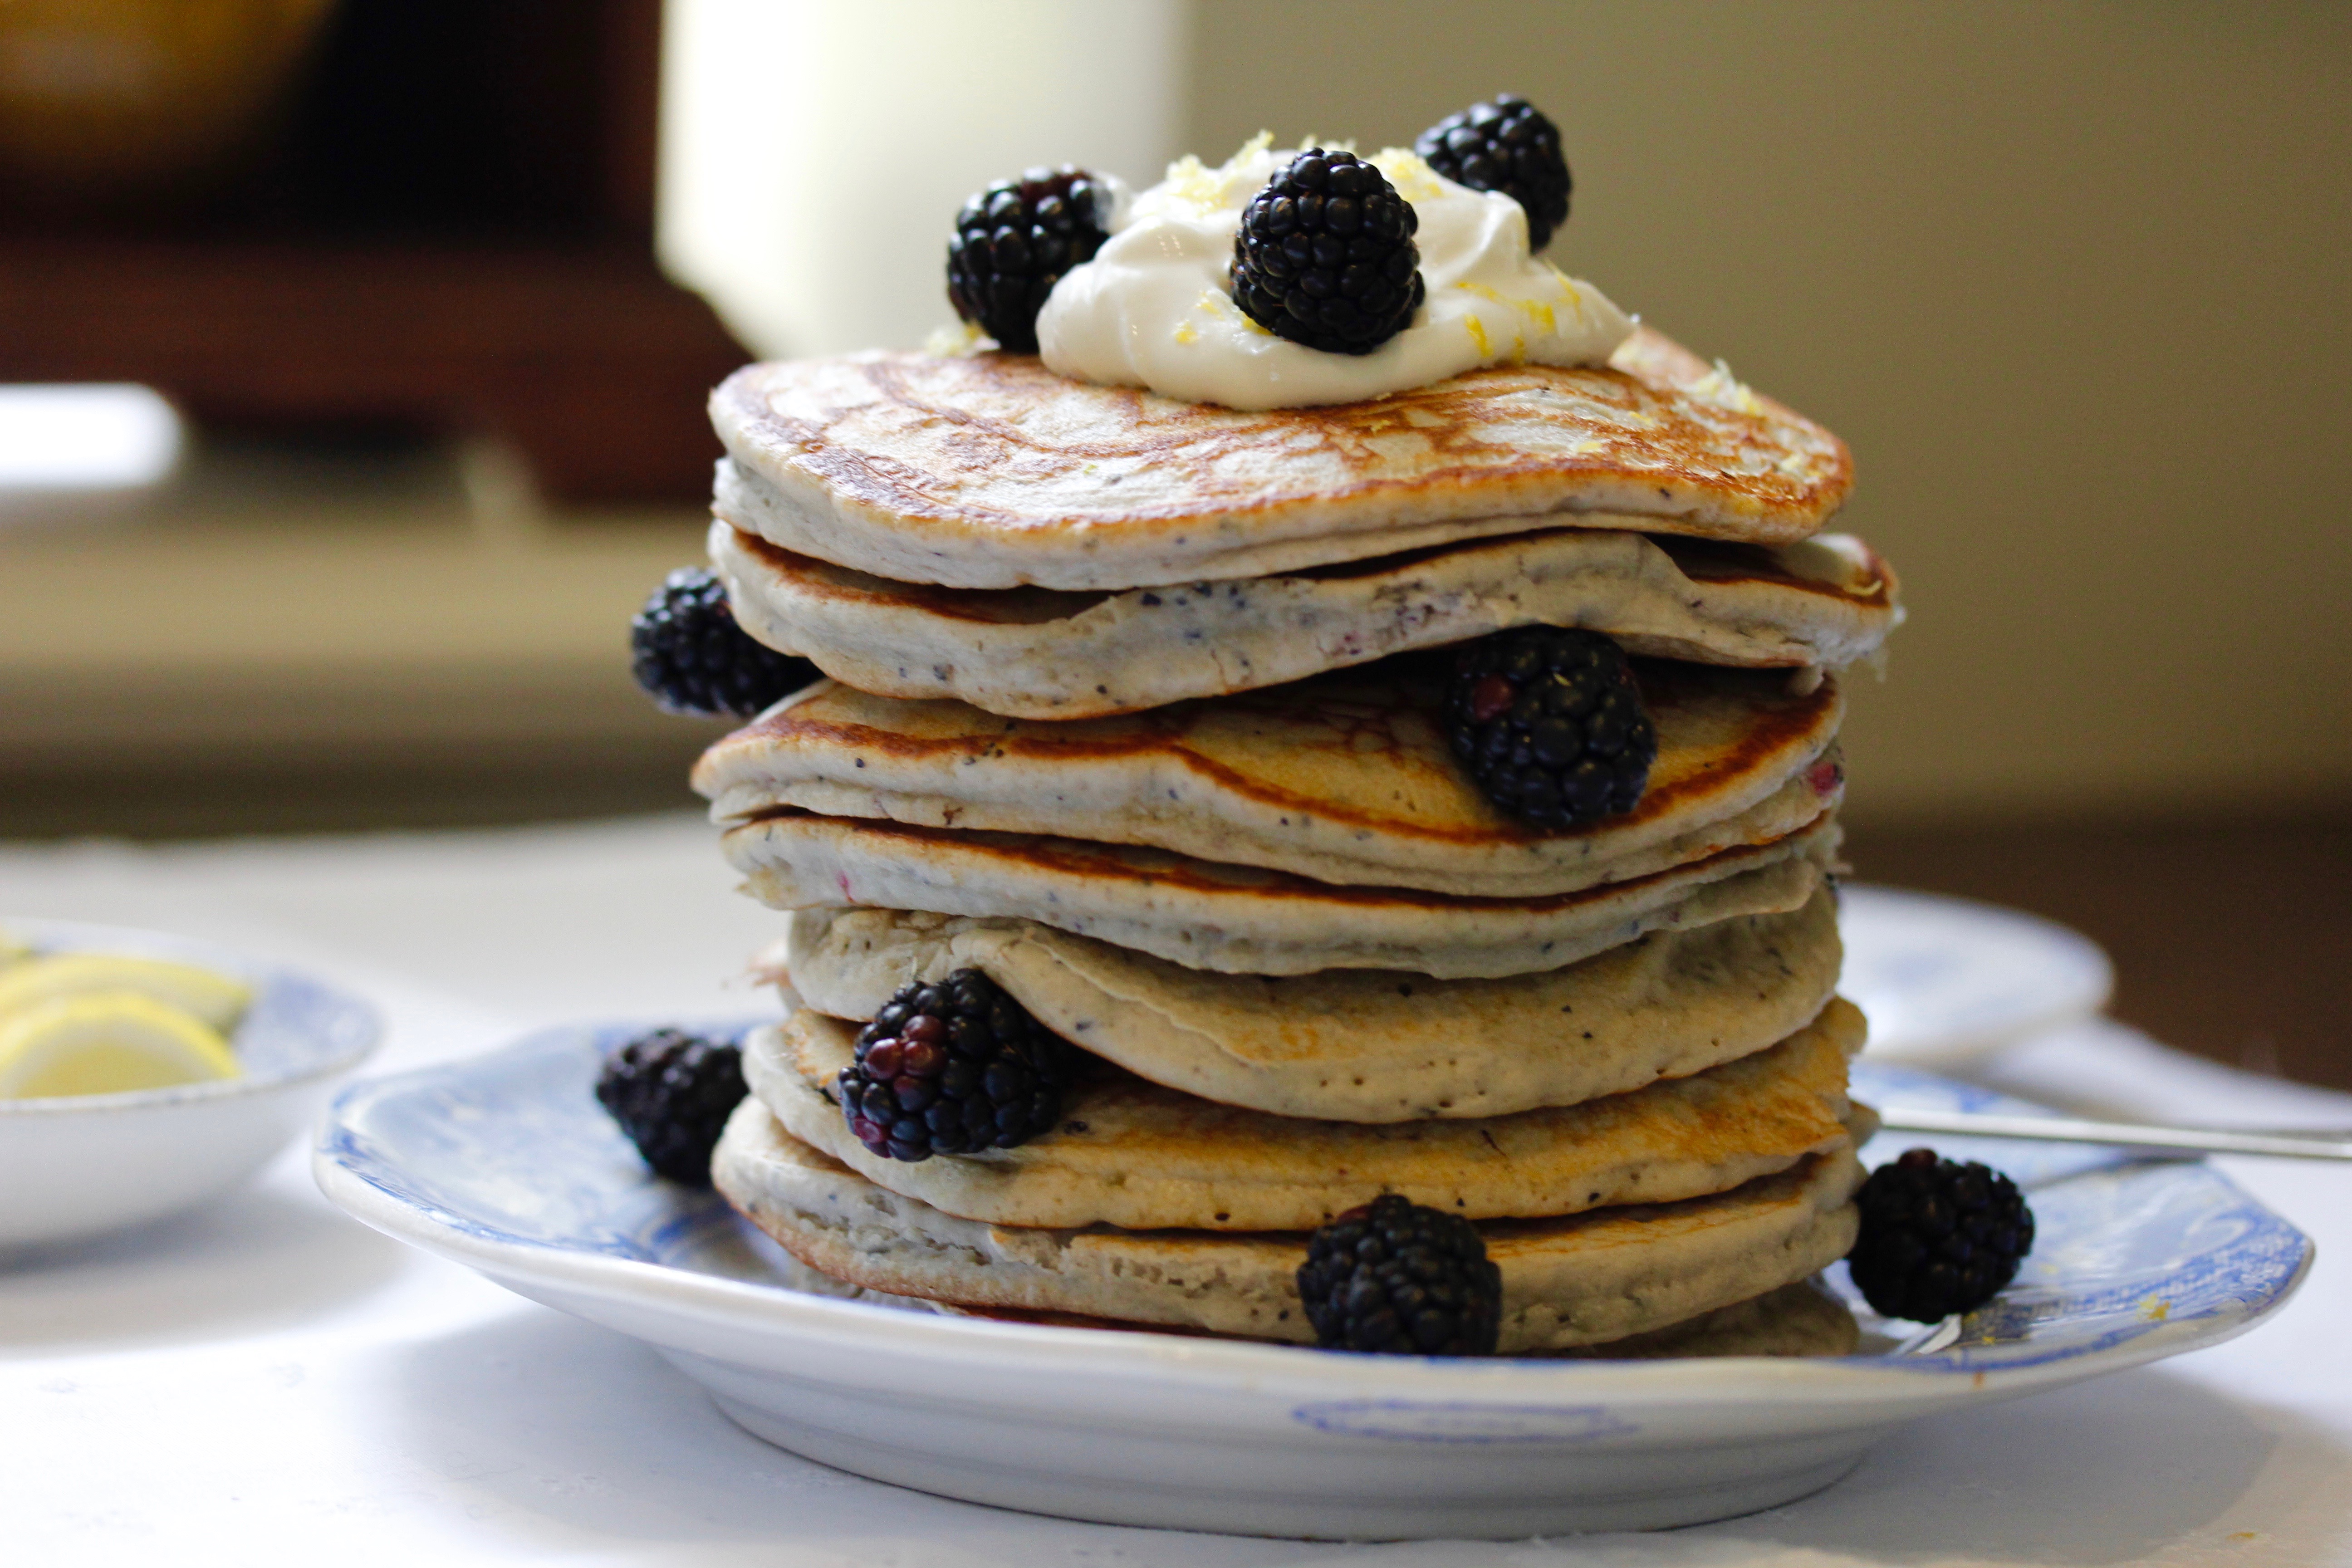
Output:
[1847, 1148, 2037, 1322]
[631, 567, 818, 717]
[1445, 627, 1657, 828]
[1414, 94, 1572, 250]
[594, 1028, 746, 1184]
[836, 970, 1074, 1162]
[946, 167, 1113, 353]
[1229, 149, 1424, 355]
[1298, 1195, 1502, 1355]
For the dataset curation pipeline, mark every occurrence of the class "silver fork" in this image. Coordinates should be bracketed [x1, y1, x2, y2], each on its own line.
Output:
[1873, 1107, 2352, 1161]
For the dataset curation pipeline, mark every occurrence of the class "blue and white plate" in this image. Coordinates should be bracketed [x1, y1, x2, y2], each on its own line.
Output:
[314, 1021, 2309, 1539]
[1839, 885, 2115, 1066]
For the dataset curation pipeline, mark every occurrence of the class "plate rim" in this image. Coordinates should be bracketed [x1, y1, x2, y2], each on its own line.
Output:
[313, 1020, 2314, 1412]
[1838, 882, 2117, 1063]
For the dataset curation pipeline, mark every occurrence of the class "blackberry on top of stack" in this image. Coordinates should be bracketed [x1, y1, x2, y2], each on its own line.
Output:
[630, 97, 1936, 1355]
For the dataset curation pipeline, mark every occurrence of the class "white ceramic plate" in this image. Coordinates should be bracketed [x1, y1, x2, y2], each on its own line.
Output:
[1839, 885, 2114, 1066]
[316, 1025, 2308, 1540]
[1, 917, 382, 1250]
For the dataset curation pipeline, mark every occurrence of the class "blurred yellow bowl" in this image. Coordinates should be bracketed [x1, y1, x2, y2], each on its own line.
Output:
[0, 952, 252, 1032]
[0, 990, 241, 1099]
[0, 0, 338, 206]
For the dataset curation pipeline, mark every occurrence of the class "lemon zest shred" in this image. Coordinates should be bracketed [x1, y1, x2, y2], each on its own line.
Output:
[1370, 147, 1447, 205]
[922, 319, 989, 358]
[1691, 358, 1765, 416]
[1163, 131, 1274, 212]
[1451, 279, 1556, 338]
[1542, 262, 1593, 327]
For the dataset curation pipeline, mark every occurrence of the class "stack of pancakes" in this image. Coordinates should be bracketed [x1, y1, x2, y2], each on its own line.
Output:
[701, 326, 1901, 1356]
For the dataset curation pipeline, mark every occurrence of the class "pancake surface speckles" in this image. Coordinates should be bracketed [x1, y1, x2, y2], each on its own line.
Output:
[715, 521, 1901, 719]
[721, 812, 1837, 978]
[712, 1100, 1866, 1352]
[745, 997, 1860, 1231]
[710, 328, 1854, 592]
[782, 894, 1842, 1122]
[696, 664, 1840, 898]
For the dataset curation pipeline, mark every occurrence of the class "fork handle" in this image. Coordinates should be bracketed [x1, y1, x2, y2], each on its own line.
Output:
[1873, 1107, 2352, 1161]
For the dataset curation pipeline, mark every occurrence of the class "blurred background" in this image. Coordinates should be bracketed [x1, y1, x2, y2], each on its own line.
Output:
[0, 1, 2344, 1083]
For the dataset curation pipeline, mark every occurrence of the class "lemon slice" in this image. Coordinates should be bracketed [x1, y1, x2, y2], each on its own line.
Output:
[0, 954, 252, 1032]
[0, 927, 29, 969]
[0, 993, 243, 1098]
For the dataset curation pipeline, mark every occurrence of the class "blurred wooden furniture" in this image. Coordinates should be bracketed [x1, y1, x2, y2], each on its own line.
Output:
[1850, 815, 2352, 1093]
[0, 0, 744, 504]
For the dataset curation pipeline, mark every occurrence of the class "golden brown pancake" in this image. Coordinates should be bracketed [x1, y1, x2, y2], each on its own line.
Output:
[720, 811, 1838, 978]
[714, 519, 1900, 719]
[695, 662, 1842, 897]
[744, 997, 1861, 1231]
[710, 328, 1855, 592]
[711, 1101, 1866, 1353]
[779, 895, 1843, 1123]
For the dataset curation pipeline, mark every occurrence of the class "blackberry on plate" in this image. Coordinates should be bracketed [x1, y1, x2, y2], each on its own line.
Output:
[837, 970, 1075, 1162]
[1847, 1147, 2037, 1322]
[1298, 1194, 1502, 1355]
[946, 166, 1113, 353]
[1414, 93, 1572, 250]
[1445, 627, 1657, 829]
[595, 1028, 747, 1184]
[1229, 149, 1424, 355]
[631, 567, 818, 717]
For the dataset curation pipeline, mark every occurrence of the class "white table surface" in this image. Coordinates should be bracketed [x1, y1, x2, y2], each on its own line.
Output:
[3, 815, 2347, 1568]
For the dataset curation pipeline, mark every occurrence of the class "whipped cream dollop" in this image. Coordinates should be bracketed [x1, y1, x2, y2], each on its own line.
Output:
[1034, 136, 1635, 410]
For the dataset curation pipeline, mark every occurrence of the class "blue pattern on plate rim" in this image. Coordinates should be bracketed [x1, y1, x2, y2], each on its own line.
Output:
[1291, 1401, 1641, 1444]
[319, 1019, 2313, 1387]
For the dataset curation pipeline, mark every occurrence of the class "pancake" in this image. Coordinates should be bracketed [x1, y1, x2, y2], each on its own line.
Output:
[777, 893, 1843, 1122]
[715, 522, 1900, 719]
[720, 810, 1838, 979]
[711, 1102, 1866, 1352]
[744, 996, 1861, 1231]
[696, 662, 1842, 898]
[1542, 1278, 1859, 1359]
[710, 327, 1854, 593]
[942, 1278, 1862, 1360]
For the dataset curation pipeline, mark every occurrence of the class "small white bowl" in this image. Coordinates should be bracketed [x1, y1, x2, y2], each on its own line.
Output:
[0, 918, 382, 1251]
